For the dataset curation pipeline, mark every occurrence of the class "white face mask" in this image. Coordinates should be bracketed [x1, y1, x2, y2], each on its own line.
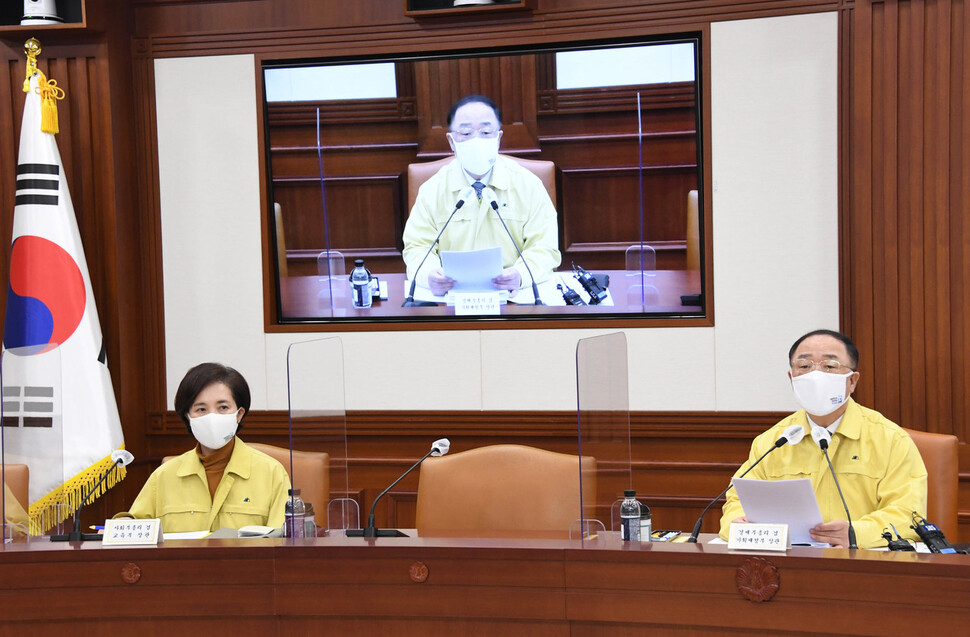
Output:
[791, 370, 854, 417]
[189, 411, 240, 450]
[453, 135, 499, 177]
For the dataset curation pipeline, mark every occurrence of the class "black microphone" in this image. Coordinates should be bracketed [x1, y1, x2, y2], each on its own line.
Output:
[486, 197, 543, 305]
[403, 189, 473, 307]
[910, 513, 961, 553]
[50, 450, 135, 542]
[346, 438, 450, 538]
[812, 428, 858, 549]
[687, 424, 805, 543]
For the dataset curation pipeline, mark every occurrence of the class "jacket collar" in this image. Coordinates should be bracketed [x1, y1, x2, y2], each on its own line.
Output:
[176, 436, 252, 479]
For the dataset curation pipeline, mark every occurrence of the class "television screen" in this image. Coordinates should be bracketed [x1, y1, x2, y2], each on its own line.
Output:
[262, 34, 705, 325]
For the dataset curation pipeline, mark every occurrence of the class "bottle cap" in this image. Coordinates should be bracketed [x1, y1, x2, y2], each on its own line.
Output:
[623, 489, 636, 498]
[354, 259, 364, 266]
[288, 488, 301, 496]
[640, 507, 651, 518]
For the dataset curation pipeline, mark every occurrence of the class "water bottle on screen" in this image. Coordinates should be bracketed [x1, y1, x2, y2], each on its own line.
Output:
[350, 259, 372, 308]
[284, 488, 307, 538]
[620, 489, 641, 542]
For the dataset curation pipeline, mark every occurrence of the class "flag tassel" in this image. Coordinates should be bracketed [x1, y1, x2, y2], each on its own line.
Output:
[27, 449, 128, 535]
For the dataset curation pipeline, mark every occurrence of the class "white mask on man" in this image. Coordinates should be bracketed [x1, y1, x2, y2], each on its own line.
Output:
[791, 370, 854, 417]
[189, 411, 240, 450]
[454, 136, 499, 177]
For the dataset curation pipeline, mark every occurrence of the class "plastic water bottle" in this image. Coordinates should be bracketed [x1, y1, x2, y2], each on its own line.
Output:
[284, 488, 306, 538]
[350, 259, 372, 308]
[639, 503, 652, 543]
[620, 489, 641, 542]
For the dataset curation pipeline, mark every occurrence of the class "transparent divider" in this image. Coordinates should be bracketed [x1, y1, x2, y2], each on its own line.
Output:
[285, 337, 357, 535]
[625, 244, 659, 309]
[1, 345, 70, 541]
[576, 332, 632, 545]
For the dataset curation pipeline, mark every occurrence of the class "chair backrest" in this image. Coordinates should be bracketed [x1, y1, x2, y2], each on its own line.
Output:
[164, 444, 330, 517]
[415, 444, 596, 536]
[406, 155, 557, 212]
[686, 189, 700, 271]
[2, 464, 29, 511]
[274, 202, 288, 278]
[903, 428, 959, 539]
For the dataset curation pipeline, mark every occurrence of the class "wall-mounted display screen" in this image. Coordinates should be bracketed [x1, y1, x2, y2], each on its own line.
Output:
[262, 35, 705, 325]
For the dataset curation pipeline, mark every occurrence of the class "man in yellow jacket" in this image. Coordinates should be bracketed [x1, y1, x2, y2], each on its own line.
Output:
[720, 329, 927, 549]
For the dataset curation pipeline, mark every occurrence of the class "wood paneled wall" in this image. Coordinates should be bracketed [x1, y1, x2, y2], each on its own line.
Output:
[841, 0, 970, 522]
[2, 0, 970, 541]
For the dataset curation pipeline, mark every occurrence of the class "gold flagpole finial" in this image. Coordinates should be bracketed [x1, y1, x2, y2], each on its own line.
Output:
[25, 37, 41, 58]
[21, 37, 63, 135]
[24, 38, 41, 92]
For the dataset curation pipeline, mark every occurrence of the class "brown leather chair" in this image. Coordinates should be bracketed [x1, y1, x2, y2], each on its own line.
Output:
[164, 444, 330, 514]
[903, 428, 959, 539]
[686, 189, 700, 271]
[406, 155, 557, 212]
[2, 464, 29, 512]
[274, 202, 288, 278]
[415, 444, 596, 536]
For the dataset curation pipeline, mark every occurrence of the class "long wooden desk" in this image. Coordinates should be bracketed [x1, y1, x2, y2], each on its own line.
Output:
[0, 533, 967, 634]
[278, 269, 703, 320]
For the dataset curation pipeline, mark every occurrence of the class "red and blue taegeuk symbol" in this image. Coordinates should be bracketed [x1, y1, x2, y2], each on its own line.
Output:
[4, 235, 86, 351]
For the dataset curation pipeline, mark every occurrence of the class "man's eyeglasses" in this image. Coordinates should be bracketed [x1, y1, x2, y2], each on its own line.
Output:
[790, 359, 854, 375]
[451, 126, 499, 142]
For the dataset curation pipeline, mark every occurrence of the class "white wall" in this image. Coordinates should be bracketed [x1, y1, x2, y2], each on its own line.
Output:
[154, 12, 839, 414]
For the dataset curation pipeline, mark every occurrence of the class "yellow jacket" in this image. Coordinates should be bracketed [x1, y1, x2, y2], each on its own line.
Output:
[123, 438, 290, 533]
[719, 399, 927, 548]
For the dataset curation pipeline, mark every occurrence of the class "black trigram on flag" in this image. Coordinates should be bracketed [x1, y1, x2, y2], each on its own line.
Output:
[2, 384, 54, 428]
[15, 163, 59, 207]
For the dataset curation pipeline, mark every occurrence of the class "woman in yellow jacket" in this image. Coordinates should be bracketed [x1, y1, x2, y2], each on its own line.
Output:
[120, 363, 290, 533]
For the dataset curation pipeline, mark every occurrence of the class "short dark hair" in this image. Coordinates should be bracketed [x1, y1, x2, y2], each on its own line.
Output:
[788, 329, 859, 370]
[447, 94, 502, 129]
[174, 362, 251, 434]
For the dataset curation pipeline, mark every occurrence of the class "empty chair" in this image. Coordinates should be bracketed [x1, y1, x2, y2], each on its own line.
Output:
[415, 444, 596, 536]
[686, 189, 699, 271]
[903, 428, 959, 540]
[2, 464, 29, 512]
[274, 203, 288, 278]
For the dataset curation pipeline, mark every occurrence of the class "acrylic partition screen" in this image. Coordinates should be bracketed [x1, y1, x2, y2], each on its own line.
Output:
[265, 36, 706, 325]
[285, 337, 358, 533]
[1, 345, 68, 541]
[575, 332, 632, 543]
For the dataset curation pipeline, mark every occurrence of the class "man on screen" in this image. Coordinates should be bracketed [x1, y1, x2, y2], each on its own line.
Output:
[402, 95, 561, 296]
[719, 329, 927, 548]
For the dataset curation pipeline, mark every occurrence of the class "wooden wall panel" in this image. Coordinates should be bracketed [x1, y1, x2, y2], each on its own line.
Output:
[413, 55, 541, 155]
[843, 0, 970, 445]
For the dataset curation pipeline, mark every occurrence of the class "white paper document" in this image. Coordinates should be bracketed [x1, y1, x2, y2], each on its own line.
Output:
[441, 246, 503, 292]
[732, 477, 825, 545]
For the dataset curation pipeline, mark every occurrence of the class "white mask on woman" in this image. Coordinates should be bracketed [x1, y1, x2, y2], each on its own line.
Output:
[791, 370, 854, 416]
[454, 136, 499, 177]
[189, 411, 240, 450]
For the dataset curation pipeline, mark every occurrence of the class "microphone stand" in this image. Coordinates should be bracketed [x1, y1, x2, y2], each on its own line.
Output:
[403, 198, 467, 307]
[346, 447, 439, 538]
[687, 436, 789, 543]
[819, 438, 858, 549]
[50, 459, 124, 542]
[488, 200, 543, 305]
